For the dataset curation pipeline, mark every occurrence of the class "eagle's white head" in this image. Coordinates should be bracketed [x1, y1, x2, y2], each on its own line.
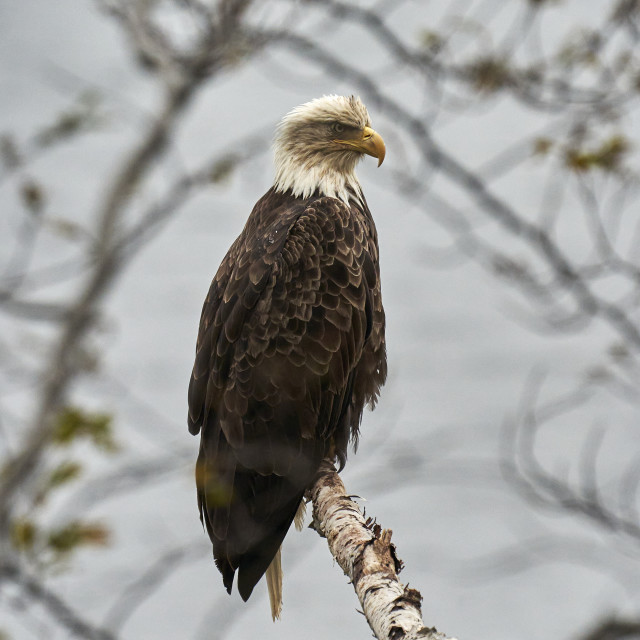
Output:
[273, 95, 386, 205]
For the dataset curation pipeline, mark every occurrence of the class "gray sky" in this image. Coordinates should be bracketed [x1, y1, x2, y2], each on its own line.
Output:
[1, 1, 638, 639]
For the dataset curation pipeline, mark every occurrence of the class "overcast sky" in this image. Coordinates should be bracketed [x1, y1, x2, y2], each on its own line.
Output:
[1, 1, 638, 639]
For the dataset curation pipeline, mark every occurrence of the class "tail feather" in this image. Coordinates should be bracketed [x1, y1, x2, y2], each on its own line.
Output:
[294, 499, 306, 531]
[265, 547, 283, 621]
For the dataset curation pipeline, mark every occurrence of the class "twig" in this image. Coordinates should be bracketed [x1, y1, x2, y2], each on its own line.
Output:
[0, 561, 117, 640]
[103, 544, 203, 633]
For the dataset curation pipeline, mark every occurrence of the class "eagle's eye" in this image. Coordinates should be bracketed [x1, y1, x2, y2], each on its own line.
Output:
[332, 122, 345, 134]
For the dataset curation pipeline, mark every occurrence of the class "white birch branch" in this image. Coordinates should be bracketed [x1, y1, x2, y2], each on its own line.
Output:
[310, 460, 458, 640]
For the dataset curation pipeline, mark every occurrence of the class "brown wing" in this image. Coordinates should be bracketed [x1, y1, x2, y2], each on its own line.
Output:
[188, 189, 386, 601]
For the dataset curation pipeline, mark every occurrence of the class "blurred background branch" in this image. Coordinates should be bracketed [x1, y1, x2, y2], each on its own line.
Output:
[1, 0, 639, 638]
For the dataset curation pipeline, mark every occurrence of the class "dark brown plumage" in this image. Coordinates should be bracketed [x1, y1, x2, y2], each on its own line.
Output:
[188, 95, 386, 612]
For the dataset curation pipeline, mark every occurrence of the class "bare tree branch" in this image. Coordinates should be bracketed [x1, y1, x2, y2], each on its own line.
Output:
[502, 372, 640, 548]
[311, 462, 457, 640]
[103, 544, 204, 633]
[259, 28, 640, 354]
[0, 561, 117, 640]
[0, 81, 199, 540]
[577, 615, 640, 640]
[0, 0, 268, 544]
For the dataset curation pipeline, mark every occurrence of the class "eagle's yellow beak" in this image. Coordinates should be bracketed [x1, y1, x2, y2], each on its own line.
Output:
[334, 126, 386, 167]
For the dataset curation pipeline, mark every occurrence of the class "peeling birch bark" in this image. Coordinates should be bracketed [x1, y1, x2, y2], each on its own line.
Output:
[310, 461, 458, 640]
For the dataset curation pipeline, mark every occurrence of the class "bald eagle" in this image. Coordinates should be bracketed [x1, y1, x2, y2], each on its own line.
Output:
[188, 95, 387, 619]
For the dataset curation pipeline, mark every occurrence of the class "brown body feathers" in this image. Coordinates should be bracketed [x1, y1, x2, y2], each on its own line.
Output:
[188, 187, 386, 601]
